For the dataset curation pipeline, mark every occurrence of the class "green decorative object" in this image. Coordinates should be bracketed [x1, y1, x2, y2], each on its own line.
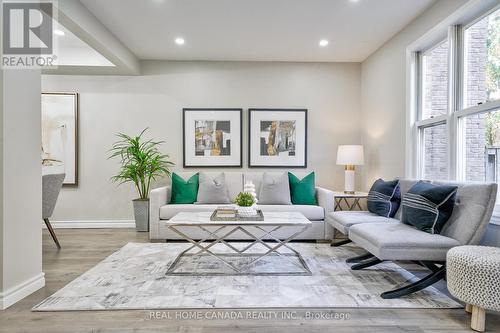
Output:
[234, 191, 257, 217]
[288, 172, 317, 205]
[170, 173, 199, 204]
[234, 192, 256, 207]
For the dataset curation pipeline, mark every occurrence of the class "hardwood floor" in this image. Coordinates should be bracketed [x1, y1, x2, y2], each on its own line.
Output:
[1, 229, 499, 333]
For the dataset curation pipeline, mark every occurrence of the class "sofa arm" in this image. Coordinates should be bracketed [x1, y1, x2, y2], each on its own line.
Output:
[149, 186, 171, 239]
[316, 187, 334, 214]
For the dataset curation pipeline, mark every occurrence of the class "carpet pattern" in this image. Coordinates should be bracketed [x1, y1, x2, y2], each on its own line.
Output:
[33, 242, 461, 311]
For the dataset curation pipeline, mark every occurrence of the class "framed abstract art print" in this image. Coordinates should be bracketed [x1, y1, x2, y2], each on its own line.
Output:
[183, 108, 242, 167]
[248, 108, 307, 168]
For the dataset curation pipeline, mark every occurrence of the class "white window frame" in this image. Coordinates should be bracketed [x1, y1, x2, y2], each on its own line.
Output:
[414, 36, 451, 180]
[406, 1, 500, 224]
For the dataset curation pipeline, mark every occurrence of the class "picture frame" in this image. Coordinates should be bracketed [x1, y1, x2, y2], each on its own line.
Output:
[248, 108, 307, 168]
[183, 108, 243, 167]
[41, 92, 79, 186]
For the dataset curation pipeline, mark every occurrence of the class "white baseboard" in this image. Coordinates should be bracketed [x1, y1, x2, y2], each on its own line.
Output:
[44, 220, 135, 229]
[0, 273, 45, 310]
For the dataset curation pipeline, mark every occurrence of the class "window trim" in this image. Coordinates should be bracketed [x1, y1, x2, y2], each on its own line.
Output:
[417, 38, 449, 122]
[406, 0, 500, 225]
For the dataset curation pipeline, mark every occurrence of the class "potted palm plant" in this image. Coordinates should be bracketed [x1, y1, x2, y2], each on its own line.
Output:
[109, 128, 174, 232]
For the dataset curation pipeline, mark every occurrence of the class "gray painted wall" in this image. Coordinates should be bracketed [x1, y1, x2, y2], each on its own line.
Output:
[42, 61, 362, 222]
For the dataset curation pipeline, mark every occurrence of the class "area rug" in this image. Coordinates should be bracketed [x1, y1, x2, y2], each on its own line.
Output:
[33, 242, 461, 311]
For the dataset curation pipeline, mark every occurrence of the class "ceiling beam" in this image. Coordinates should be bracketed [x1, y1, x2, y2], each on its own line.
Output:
[44, 0, 140, 75]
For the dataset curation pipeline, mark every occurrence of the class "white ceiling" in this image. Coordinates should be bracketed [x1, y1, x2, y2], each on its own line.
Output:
[54, 21, 115, 67]
[79, 0, 436, 62]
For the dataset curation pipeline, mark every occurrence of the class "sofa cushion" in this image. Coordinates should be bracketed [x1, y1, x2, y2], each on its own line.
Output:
[326, 211, 398, 235]
[196, 172, 231, 204]
[402, 181, 458, 234]
[433, 181, 497, 245]
[258, 204, 324, 221]
[288, 172, 317, 205]
[160, 204, 324, 221]
[173, 171, 242, 200]
[244, 171, 311, 199]
[393, 179, 423, 220]
[259, 172, 292, 205]
[349, 222, 460, 261]
[170, 173, 199, 204]
[160, 204, 219, 220]
[367, 178, 400, 217]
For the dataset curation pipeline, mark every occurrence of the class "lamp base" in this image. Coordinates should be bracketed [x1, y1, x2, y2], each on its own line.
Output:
[344, 166, 356, 194]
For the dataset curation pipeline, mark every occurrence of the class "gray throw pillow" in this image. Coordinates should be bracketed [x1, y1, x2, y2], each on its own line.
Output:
[195, 173, 231, 204]
[259, 172, 292, 205]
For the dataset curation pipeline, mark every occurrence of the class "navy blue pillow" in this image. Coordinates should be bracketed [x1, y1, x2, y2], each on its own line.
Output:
[402, 181, 458, 234]
[367, 179, 401, 217]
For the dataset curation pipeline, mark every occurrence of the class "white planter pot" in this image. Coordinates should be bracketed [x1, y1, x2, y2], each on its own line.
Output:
[237, 205, 257, 217]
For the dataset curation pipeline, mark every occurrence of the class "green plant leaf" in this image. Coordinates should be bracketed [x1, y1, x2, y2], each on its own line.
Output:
[108, 128, 175, 199]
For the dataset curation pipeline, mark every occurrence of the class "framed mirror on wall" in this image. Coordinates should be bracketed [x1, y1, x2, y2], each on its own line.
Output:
[41, 92, 79, 186]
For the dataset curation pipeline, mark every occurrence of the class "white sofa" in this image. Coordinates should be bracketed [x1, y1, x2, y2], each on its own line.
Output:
[149, 171, 334, 241]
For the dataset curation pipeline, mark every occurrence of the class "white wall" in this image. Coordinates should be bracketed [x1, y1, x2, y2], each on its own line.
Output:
[42, 61, 361, 223]
[360, 0, 469, 189]
[1, 69, 44, 309]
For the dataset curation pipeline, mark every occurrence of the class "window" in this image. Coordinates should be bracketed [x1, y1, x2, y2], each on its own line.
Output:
[464, 8, 500, 108]
[422, 123, 448, 180]
[463, 109, 500, 182]
[410, 4, 500, 184]
[421, 40, 449, 120]
[409, 3, 500, 222]
[414, 38, 450, 180]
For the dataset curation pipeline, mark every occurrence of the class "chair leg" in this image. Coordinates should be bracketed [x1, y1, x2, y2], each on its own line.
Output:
[44, 218, 61, 249]
[380, 265, 446, 299]
[346, 252, 374, 263]
[350, 257, 382, 270]
[465, 303, 473, 313]
[330, 239, 352, 247]
[471, 305, 485, 332]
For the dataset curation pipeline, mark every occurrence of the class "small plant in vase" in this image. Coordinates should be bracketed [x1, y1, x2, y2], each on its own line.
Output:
[234, 192, 257, 217]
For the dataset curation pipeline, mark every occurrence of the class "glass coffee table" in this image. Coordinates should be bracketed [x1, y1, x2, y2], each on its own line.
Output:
[164, 211, 312, 276]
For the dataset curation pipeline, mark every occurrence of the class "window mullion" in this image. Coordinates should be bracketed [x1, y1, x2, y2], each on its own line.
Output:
[448, 25, 461, 180]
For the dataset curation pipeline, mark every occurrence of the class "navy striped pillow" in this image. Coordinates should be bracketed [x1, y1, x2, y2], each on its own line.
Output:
[402, 181, 458, 234]
[367, 179, 401, 217]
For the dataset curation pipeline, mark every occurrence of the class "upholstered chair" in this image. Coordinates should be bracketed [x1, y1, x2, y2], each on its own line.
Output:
[42, 173, 65, 249]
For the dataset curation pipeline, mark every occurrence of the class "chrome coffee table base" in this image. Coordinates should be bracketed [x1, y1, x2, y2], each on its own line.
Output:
[165, 222, 312, 276]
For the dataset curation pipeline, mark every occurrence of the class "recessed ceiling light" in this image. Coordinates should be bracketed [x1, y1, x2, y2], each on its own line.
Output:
[319, 39, 329, 47]
[175, 37, 185, 45]
[54, 29, 65, 36]
[350, 0, 360, 3]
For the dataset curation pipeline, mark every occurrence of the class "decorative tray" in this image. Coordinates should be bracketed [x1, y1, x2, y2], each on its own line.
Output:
[210, 209, 264, 221]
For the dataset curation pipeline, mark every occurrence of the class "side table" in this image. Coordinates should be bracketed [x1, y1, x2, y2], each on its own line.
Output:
[333, 191, 368, 211]
[331, 191, 368, 247]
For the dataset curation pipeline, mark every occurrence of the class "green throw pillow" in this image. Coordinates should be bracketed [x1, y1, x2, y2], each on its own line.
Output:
[170, 173, 199, 204]
[288, 172, 317, 205]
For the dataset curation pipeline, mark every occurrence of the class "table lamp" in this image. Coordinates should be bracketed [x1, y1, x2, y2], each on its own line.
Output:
[336, 145, 364, 194]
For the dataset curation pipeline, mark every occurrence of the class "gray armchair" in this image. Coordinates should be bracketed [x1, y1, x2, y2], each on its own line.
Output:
[347, 180, 497, 299]
[42, 173, 65, 249]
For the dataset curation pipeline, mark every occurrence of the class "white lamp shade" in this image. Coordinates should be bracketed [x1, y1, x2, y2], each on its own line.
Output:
[336, 145, 364, 165]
